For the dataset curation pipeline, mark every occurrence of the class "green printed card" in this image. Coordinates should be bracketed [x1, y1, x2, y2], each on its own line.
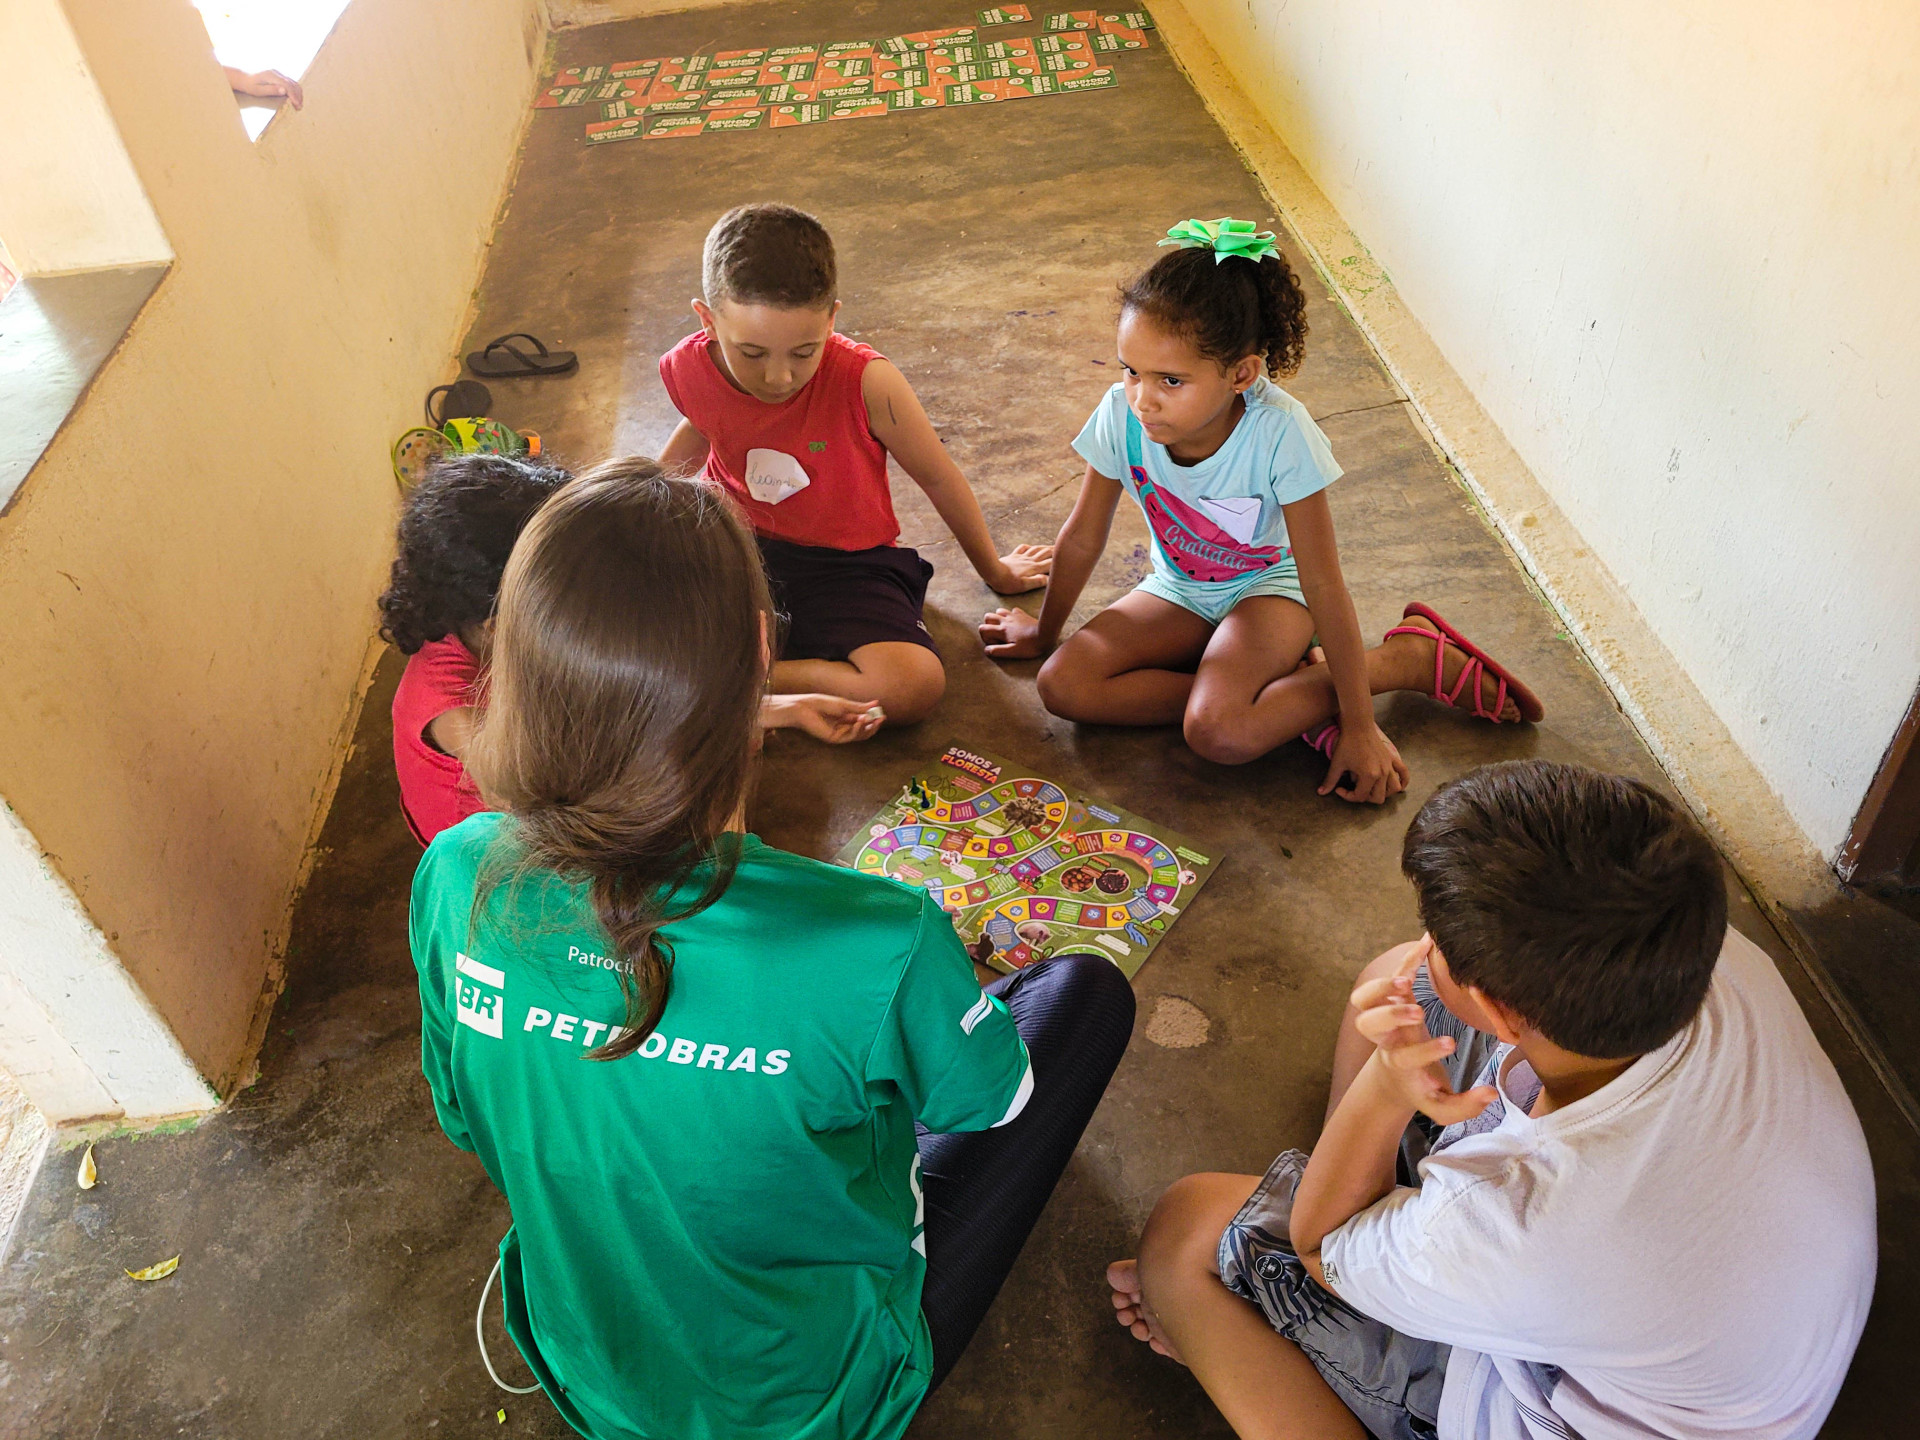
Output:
[706, 107, 767, 131]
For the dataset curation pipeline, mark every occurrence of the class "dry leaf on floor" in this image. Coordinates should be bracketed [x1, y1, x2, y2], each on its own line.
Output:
[124, 1255, 179, 1282]
[77, 1144, 97, 1190]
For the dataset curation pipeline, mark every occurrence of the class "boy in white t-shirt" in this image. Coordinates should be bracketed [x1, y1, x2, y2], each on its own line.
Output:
[1107, 760, 1877, 1440]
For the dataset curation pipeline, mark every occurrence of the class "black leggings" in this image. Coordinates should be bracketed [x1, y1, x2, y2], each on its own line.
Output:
[916, 953, 1137, 1388]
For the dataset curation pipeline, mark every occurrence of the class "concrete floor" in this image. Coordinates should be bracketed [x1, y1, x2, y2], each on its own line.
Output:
[0, 2, 1914, 1434]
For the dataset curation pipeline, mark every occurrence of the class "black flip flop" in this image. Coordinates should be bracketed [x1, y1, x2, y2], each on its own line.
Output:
[425, 379, 493, 427]
[465, 332, 578, 378]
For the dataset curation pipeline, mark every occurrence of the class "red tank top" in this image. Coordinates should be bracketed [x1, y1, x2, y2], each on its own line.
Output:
[658, 330, 900, 551]
[391, 636, 487, 846]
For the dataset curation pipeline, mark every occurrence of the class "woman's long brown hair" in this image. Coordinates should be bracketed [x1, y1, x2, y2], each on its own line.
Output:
[463, 458, 772, 1059]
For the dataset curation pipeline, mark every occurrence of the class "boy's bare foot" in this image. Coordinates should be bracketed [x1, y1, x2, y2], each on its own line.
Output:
[1107, 1259, 1184, 1362]
[1378, 614, 1523, 722]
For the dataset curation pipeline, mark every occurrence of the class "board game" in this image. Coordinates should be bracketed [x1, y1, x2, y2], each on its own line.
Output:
[835, 745, 1219, 978]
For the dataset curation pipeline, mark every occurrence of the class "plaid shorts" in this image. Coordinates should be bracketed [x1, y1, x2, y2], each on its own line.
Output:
[1217, 1150, 1449, 1440]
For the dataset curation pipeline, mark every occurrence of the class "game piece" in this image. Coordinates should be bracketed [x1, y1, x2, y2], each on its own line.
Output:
[1043, 10, 1098, 31]
[828, 94, 890, 120]
[942, 81, 1003, 105]
[886, 85, 946, 109]
[533, 83, 596, 109]
[898, 26, 980, 49]
[873, 65, 932, 91]
[817, 76, 878, 100]
[988, 73, 1060, 98]
[706, 107, 768, 131]
[978, 4, 1033, 23]
[703, 84, 765, 109]
[769, 100, 830, 126]
[1056, 66, 1119, 91]
[836, 747, 1220, 978]
[584, 116, 646, 145]
[759, 80, 819, 104]
[646, 112, 709, 138]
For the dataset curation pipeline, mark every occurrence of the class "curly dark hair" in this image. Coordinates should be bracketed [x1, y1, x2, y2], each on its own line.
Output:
[1119, 241, 1309, 378]
[378, 452, 570, 655]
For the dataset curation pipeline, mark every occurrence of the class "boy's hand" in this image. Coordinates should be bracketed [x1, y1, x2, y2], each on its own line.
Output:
[761, 693, 885, 743]
[979, 606, 1049, 660]
[1320, 719, 1411, 805]
[985, 544, 1054, 595]
[1352, 941, 1498, 1126]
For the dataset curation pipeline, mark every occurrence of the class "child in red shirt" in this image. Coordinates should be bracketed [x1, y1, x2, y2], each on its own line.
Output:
[659, 203, 1053, 726]
[380, 453, 885, 845]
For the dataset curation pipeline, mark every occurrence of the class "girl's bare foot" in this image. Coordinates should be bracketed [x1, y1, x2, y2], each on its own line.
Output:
[1378, 614, 1522, 722]
[1106, 1258, 1184, 1362]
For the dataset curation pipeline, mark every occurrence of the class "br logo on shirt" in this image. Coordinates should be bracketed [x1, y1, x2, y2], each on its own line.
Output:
[454, 953, 506, 1039]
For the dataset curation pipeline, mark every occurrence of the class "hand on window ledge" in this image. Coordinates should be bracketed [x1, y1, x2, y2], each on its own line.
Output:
[223, 67, 304, 109]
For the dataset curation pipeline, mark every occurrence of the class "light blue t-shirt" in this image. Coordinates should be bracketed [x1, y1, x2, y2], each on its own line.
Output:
[1071, 378, 1342, 585]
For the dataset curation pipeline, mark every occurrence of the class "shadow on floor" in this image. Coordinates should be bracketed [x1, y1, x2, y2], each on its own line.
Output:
[0, 1, 1912, 1435]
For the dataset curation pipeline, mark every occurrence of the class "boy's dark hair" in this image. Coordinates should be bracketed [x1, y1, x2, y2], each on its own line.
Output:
[1119, 243, 1309, 378]
[1401, 760, 1727, 1059]
[702, 203, 837, 309]
[378, 452, 570, 655]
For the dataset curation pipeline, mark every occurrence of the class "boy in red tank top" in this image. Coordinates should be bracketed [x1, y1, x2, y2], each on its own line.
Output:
[659, 204, 1053, 726]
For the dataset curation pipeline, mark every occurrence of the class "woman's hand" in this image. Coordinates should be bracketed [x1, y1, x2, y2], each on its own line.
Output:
[979, 606, 1049, 660]
[985, 544, 1054, 595]
[761, 693, 885, 744]
[1320, 719, 1409, 804]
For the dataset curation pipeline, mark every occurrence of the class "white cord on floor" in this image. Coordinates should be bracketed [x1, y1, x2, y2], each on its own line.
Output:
[477, 1256, 544, 1394]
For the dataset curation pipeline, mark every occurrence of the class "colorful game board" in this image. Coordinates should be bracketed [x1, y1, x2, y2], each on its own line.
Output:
[543, 7, 1153, 143]
[835, 746, 1219, 978]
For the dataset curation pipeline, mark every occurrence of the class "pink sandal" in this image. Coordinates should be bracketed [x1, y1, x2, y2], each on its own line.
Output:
[1387, 602, 1544, 724]
[1301, 721, 1341, 756]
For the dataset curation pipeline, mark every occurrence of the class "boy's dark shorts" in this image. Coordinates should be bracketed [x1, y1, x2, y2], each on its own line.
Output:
[758, 536, 938, 662]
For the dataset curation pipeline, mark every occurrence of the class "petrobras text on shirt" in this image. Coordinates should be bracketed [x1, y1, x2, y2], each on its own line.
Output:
[520, 1005, 790, 1074]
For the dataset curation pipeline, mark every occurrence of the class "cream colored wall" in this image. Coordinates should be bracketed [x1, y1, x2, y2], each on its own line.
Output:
[0, 0, 169, 275]
[1178, 0, 1920, 857]
[0, 0, 547, 1110]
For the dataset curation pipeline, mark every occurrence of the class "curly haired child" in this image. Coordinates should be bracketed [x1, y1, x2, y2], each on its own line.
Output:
[982, 219, 1543, 802]
[379, 453, 882, 845]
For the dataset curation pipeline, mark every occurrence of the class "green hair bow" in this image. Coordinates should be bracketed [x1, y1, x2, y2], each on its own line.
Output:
[1158, 216, 1279, 264]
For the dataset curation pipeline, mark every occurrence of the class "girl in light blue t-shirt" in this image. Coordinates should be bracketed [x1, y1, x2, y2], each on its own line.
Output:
[980, 219, 1544, 802]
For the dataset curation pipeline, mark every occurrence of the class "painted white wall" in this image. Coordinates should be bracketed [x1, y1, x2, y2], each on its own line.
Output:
[0, 802, 213, 1123]
[0, 0, 547, 1117]
[0, 0, 171, 275]
[1178, 0, 1920, 856]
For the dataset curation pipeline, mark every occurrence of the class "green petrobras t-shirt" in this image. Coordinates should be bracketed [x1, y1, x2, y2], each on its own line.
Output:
[410, 813, 1032, 1440]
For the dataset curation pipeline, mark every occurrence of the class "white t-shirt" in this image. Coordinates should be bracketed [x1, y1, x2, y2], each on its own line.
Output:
[1321, 927, 1876, 1440]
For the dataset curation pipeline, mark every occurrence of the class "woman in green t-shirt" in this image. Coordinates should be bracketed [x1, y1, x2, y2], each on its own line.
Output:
[411, 459, 1135, 1440]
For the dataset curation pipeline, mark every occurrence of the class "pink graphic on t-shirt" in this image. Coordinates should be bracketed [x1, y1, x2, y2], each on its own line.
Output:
[1132, 468, 1290, 581]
